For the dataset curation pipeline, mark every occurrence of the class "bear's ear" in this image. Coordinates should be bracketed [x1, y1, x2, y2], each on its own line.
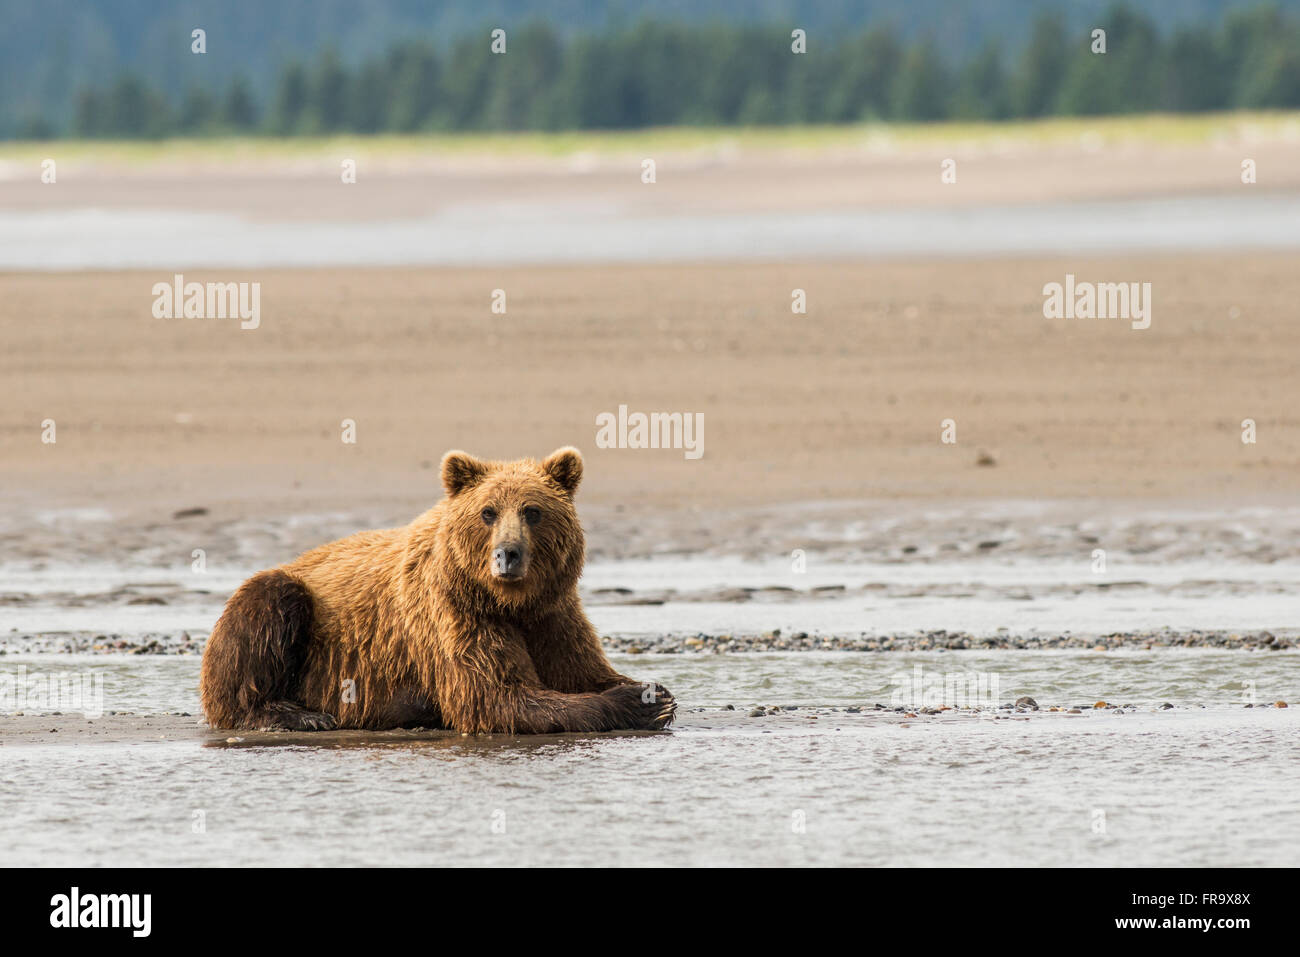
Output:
[441, 450, 489, 497]
[542, 446, 583, 496]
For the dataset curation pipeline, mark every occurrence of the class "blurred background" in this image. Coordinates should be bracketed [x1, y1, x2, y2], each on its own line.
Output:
[3, 0, 1300, 137]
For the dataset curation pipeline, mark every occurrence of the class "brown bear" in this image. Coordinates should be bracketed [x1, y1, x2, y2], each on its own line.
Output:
[199, 447, 674, 734]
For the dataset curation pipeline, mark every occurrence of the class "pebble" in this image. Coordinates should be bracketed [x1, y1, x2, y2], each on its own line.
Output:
[19, 628, 1295, 657]
[596, 629, 1300, 655]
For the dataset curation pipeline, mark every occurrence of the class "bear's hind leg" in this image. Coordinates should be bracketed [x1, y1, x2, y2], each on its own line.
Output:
[200, 569, 336, 731]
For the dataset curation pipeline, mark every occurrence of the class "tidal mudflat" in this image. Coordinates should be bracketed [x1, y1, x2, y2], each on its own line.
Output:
[0, 650, 1294, 867]
[4, 140, 1298, 866]
[3, 503, 1296, 866]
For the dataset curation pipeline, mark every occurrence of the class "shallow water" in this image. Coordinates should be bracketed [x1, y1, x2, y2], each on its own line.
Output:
[5, 193, 1300, 269]
[2, 648, 1296, 714]
[1, 651, 1295, 866]
[583, 557, 1300, 637]
[4, 554, 1298, 639]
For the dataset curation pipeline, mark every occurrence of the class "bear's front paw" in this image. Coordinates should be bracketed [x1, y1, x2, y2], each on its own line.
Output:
[254, 701, 338, 732]
[602, 682, 676, 731]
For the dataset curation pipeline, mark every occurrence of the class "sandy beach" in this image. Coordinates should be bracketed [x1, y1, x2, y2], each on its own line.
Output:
[6, 121, 1299, 522]
[3, 254, 1298, 519]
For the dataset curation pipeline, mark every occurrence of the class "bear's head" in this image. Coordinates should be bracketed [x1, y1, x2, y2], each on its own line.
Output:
[437, 446, 586, 607]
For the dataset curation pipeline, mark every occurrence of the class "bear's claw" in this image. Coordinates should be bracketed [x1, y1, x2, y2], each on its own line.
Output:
[648, 685, 676, 730]
[254, 701, 339, 732]
[603, 682, 675, 731]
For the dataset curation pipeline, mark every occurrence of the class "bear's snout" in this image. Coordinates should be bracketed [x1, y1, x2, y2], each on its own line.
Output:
[492, 542, 526, 580]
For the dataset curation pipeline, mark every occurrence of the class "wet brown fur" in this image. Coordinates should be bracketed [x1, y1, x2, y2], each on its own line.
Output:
[199, 448, 675, 733]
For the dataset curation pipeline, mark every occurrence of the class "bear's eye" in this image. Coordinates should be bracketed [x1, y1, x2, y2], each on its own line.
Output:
[481, 507, 497, 525]
[523, 506, 541, 525]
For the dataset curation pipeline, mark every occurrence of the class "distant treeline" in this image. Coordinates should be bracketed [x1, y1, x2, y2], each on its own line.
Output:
[48, 3, 1300, 139]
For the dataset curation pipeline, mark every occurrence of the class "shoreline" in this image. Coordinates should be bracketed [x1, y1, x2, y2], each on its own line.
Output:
[2, 700, 1291, 749]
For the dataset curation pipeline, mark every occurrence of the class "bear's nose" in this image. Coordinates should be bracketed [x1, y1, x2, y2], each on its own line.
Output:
[492, 544, 525, 579]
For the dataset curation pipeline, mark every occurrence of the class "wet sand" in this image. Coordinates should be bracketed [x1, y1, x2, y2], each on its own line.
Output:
[8, 701, 1294, 867]
[0, 709, 897, 748]
[3, 649, 1293, 865]
[6, 700, 1290, 748]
